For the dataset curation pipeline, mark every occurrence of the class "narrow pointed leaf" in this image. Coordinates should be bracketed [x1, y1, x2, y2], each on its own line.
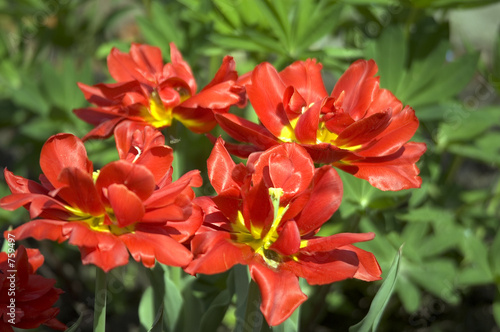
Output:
[349, 246, 402, 332]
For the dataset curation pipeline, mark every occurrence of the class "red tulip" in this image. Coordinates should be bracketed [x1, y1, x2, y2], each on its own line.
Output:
[74, 43, 245, 140]
[185, 138, 381, 326]
[215, 59, 426, 191]
[0, 128, 202, 272]
[0, 245, 66, 331]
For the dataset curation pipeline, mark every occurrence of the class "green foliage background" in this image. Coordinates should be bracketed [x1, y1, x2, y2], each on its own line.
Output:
[1, 0, 500, 331]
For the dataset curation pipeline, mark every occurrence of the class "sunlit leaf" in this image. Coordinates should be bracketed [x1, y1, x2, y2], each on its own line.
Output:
[349, 246, 402, 332]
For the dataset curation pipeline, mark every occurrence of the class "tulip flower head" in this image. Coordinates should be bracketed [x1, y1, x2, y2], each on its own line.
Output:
[0, 246, 66, 331]
[0, 124, 203, 272]
[216, 59, 426, 191]
[75, 43, 245, 140]
[186, 138, 381, 326]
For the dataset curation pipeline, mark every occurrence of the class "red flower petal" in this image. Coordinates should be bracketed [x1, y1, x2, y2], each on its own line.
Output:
[114, 121, 154, 160]
[301, 232, 375, 253]
[334, 111, 391, 148]
[185, 231, 252, 275]
[251, 143, 314, 202]
[279, 58, 328, 105]
[108, 44, 164, 83]
[96, 160, 156, 202]
[246, 62, 290, 138]
[249, 261, 307, 326]
[302, 143, 353, 164]
[8, 219, 68, 243]
[207, 137, 241, 196]
[107, 184, 145, 227]
[269, 220, 301, 256]
[142, 200, 191, 222]
[179, 80, 241, 110]
[365, 88, 403, 118]
[242, 178, 273, 232]
[172, 105, 217, 134]
[77, 81, 142, 107]
[331, 59, 379, 120]
[341, 244, 382, 281]
[167, 42, 197, 94]
[294, 166, 342, 234]
[357, 106, 419, 157]
[26, 247, 45, 273]
[57, 167, 105, 216]
[121, 230, 193, 268]
[335, 141, 426, 191]
[215, 113, 278, 151]
[79, 113, 125, 141]
[145, 169, 202, 208]
[285, 249, 359, 285]
[283, 86, 306, 116]
[66, 223, 129, 272]
[161, 203, 203, 243]
[201, 55, 238, 91]
[3, 168, 48, 195]
[40, 134, 93, 189]
[294, 100, 321, 144]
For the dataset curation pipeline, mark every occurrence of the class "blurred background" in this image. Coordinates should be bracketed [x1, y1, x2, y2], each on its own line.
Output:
[1, 0, 500, 331]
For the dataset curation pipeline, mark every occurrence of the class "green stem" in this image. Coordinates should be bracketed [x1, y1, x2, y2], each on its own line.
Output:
[93, 268, 107, 332]
[241, 280, 271, 332]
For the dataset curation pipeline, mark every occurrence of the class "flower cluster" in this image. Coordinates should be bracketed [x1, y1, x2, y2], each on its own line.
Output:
[1, 43, 425, 327]
[0, 246, 66, 331]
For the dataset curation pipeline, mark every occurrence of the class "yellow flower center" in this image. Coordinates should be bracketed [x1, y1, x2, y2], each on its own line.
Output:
[142, 88, 191, 128]
[65, 205, 136, 236]
[277, 103, 362, 151]
[230, 188, 307, 269]
[63, 171, 136, 236]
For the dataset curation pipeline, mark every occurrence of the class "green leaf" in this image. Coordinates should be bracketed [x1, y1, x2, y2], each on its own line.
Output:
[408, 259, 460, 304]
[210, 34, 269, 52]
[213, 0, 242, 32]
[397, 206, 454, 224]
[19, 118, 65, 140]
[233, 265, 251, 332]
[139, 286, 156, 330]
[447, 130, 500, 165]
[358, 217, 396, 264]
[401, 41, 449, 103]
[458, 233, 493, 285]
[349, 246, 402, 332]
[136, 2, 186, 57]
[409, 51, 479, 107]
[0, 58, 21, 89]
[493, 300, 500, 329]
[396, 274, 421, 313]
[490, 230, 500, 276]
[162, 266, 184, 331]
[365, 26, 407, 93]
[273, 306, 299, 332]
[1, 228, 12, 253]
[200, 288, 232, 330]
[150, 2, 185, 49]
[420, 229, 462, 258]
[411, 0, 499, 8]
[339, 0, 397, 4]
[40, 56, 89, 112]
[64, 313, 84, 332]
[140, 265, 184, 332]
[437, 107, 499, 147]
[148, 303, 163, 332]
[253, 0, 291, 51]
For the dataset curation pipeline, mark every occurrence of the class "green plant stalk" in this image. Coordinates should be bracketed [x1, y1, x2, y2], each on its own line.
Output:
[94, 268, 107, 332]
[242, 280, 270, 332]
